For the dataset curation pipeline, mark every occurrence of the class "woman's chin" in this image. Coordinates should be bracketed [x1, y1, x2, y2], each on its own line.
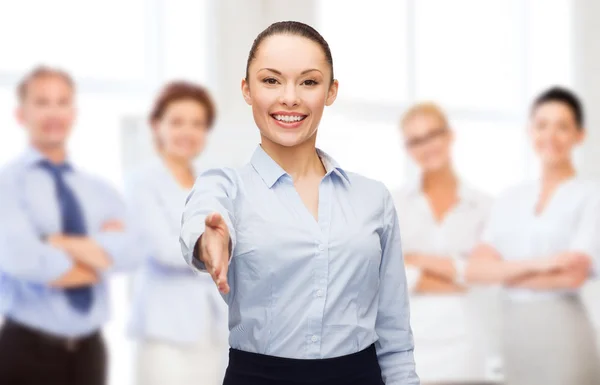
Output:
[262, 132, 311, 148]
[422, 160, 450, 173]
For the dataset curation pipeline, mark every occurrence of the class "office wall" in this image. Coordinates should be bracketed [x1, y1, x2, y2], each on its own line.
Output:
[572, 0, 600, 335]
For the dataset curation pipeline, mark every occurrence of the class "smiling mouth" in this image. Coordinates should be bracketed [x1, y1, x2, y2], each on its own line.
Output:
[270, 114, 308, 123]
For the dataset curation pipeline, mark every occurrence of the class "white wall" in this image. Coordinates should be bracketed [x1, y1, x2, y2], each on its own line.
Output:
[573, 0, 600, 180]
[572, 0, 600, 337]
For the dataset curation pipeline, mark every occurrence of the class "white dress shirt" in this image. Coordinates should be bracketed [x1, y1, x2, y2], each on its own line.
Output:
[481, 177, 600, 302]
[127, 158, 227, 345]
[394, 178, 492, 382]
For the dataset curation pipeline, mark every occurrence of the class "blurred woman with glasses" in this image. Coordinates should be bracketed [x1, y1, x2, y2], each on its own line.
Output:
[395, 102, 494, 384]
[468, 87, 600, 385]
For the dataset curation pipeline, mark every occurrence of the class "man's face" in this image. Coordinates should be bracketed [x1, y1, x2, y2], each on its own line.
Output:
[17, 74, 76, 149]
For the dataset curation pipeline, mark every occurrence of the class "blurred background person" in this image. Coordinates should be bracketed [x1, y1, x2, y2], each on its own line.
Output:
[395, 102, 493, 384]
[127, 81, 228, 385]
[0, 66, 142, 385]
[468, 87, 600, 385]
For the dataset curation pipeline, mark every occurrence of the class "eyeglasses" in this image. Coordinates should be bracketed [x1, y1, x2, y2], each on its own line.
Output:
[404, 128, 448, 149]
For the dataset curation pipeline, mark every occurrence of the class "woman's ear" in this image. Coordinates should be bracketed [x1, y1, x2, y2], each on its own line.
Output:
[241, 78, 252, 106]
[325, 79, 339, 106]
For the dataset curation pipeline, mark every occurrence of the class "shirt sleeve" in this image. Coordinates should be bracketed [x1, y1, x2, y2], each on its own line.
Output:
[180, 168, 238, 273]
[90, 179, 145, 273]
[0, 175, 74, 283]
[570, 190, 600, 275]
[480, 195, 503, 248]
[374, 186, 420, 385]
[125, 172, 189, 271]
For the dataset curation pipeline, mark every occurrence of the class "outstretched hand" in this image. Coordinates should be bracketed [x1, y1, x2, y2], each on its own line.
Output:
[198, 212, 231, 294]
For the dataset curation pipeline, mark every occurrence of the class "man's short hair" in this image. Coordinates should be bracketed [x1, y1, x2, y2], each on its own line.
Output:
[17, 65, 75, 102]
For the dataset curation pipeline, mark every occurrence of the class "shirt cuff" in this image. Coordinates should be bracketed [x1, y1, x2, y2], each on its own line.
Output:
[190, 235, 235, 273]
[191, 236, 208, 271]
[181, 216, 236, 274]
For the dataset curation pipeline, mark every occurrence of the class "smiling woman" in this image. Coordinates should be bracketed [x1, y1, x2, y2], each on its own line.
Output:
[468, 87, 600, 385]
[179, 21, 419, 385]
[125, 81, 228, 385]
[241, 23, 337, 152]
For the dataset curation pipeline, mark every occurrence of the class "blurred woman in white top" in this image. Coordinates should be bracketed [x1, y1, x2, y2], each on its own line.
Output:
[469, 87, 600, 385]
[127, 82, 228, 385]
[395, 102, 493, 384]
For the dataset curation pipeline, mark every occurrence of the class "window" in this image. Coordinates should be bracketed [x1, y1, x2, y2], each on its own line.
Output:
[317, 112, 405, 191]
[70, 93, 149, 188]
[0, 0, 150, 83]
[317, 0, 410, 104]
[414, 0, 525, 111]
[318, 0, 573, 196]
[450, 117, 530, 195]
[525, 0, 573, 98]
[162, 0, 211, 83]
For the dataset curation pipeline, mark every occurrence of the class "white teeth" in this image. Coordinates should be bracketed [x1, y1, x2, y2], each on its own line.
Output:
[274, 114, 305, 123]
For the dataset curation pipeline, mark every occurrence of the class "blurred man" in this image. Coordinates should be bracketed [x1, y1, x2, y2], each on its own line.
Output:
[0, 66, 142, 385]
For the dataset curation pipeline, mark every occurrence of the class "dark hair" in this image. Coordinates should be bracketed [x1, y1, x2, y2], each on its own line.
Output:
[149, 81, 216, 128]
[17, 65, 75, 102]
[245, 21, 334, 83]
[531, 86, 584, 129]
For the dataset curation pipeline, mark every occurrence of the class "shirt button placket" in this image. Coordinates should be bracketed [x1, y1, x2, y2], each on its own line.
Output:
[309, 240, 328, 357]
[309, 177, 331, 358]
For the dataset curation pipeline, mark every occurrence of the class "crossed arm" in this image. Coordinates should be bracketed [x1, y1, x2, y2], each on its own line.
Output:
[47, 220, 124, 288]
[404, 253, 465, 294]
[466, 244, 592, 290]
[404, 245, 592, 293]
[0, 179, 138, 289]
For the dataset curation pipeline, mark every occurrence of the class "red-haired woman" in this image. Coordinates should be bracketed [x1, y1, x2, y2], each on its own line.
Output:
[127, 82, 228, 385]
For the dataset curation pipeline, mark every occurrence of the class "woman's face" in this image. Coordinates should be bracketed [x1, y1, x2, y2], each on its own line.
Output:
[529, 101, 584, 167]
[154, 98, 209, 161]
[402, 113, 453, 173]
[242, 34, 338, 150]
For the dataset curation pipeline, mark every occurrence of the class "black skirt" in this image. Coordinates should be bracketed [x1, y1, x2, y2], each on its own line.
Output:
[223, 344, 384, 385]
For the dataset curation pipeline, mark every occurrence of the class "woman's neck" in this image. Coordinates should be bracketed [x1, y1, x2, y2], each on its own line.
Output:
[161, 153, 195, 188]
[421, 163, 457, 193]
[260, 136, 325, 181]
[541, 161, 576, 186]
